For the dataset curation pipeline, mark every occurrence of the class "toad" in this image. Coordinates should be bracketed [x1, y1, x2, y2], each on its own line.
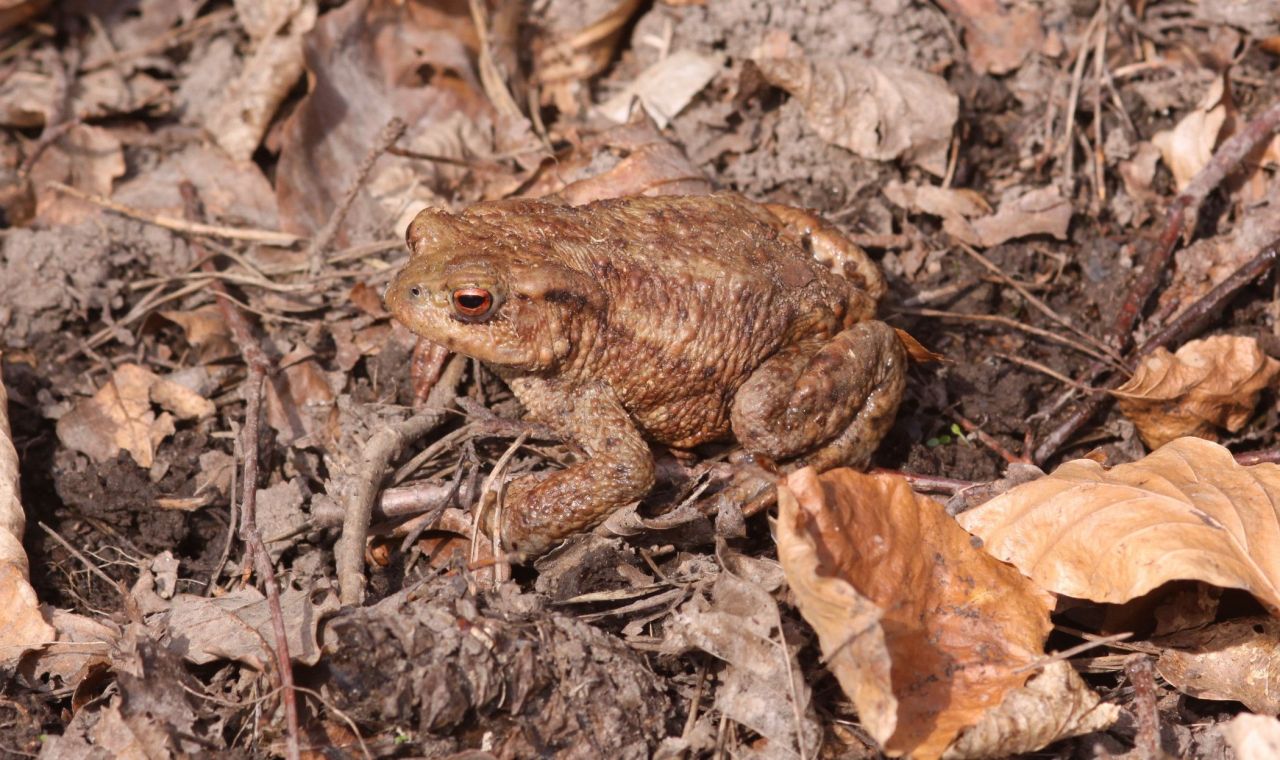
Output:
[384, 193, 907, 557]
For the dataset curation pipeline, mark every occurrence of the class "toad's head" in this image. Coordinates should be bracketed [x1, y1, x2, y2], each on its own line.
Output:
[384, 203, 602, 374]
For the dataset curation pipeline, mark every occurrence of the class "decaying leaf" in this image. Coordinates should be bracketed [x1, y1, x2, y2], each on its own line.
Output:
[1220, 713, 1280, 760]
[777, 468, 1056, 760]
[0, 375, 55, 666]
[1157, 201, 1280, 322]
[1113, 335, 1280, 449]
[883, 181, 1072, 248]
[1152, 75, 1230, 191]
[959, 437, 1280, 612]
[665, 547, 821, 759]
[755, 56, 957, 176]
[1155, 616, 1280, 714]
[936, 0, 1044, 75]
[160, 304, 237, 364]
[55, 363, 177, 468]
[157, 579, 340, 668]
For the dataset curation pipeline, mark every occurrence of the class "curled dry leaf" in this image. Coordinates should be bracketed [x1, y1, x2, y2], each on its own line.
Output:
[0, 374, 55, 667]
[755, 56, 957, 176]
[935, 0, 1044, 75]
[532, 0, 645, 115]
[777, 468, 1055, 760]
[1114, 335, 1280, 449]
[1154, 616, 1280, 714]
[1152, 75, 1230, 191]
[959, 437, 1280, 613]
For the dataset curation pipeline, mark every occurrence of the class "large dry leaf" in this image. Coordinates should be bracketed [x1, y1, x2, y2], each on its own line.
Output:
[0, 372, 55, 665]
[1114, 335, 1280, 449]
[55, 363, 179, 468]
[777, 468, 1054, 759]
[1152, 75, 1229, 191]
[756, 56, 957, 176]
[935, 0, 1044, 75]
[959, 437, 1280, 613]
[1155, 616, 1280, 714]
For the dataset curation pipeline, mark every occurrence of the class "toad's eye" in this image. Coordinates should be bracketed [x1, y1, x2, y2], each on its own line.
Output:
[451, 287, 495, 320]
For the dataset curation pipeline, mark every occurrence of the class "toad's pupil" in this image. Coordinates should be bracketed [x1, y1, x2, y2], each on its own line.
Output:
[458, 293, 487, 309]
[409, 286, 422, 298]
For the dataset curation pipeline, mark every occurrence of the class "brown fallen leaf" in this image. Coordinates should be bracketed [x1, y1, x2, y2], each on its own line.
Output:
[55, 363, 177, 468]
[755, 56, 957, 176]
[0, 0, 48, 35]
[1113, 335, 1280, 449]
[935, 0, 1044, 75]
[777, 468, 1055, 759]
[1154, 616, 1280, 714]
[160, 304, 236, 364]
[0, 371, 55, 666]
[1157, 201, 1280, 323]
[959, 437, 1280, 613]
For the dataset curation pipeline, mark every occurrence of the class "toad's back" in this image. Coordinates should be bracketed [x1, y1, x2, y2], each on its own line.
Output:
[461, 194, 869, 446]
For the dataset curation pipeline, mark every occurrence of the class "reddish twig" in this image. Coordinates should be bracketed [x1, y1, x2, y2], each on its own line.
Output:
[870, 468, 976, 495]
[948, 411, 1028, 465]
[179, 184, 300, 760]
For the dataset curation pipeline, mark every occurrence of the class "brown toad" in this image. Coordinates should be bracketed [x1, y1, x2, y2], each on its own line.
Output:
[384, 193, 906, 556]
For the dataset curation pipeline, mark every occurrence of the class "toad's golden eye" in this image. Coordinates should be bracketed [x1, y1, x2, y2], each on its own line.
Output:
[451, 287, 494, 320]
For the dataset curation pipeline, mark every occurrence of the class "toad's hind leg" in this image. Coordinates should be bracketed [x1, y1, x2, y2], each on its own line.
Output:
[731, 321, 906, 470]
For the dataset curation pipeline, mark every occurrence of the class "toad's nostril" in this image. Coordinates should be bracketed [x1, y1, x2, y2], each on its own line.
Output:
[409, 286, 422, 298]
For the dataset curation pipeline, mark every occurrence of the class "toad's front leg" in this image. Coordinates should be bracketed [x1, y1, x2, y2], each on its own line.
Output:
[498, 381, 655, 557]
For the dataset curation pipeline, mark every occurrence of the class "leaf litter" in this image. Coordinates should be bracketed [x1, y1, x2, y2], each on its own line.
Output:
[3, 0, 1280, 758]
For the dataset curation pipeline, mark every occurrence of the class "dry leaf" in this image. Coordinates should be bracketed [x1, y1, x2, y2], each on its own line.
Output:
[0, 372, 55, 665]
[1152, 75, 1230, 191]
[55, 363, 176, 468]
[777, 468, 1054, 759]
[1155, 616, 1280, 714]
[936, 0, 1044, 75]
[756, 56, 957, 176]
[160, 304, 236, 364]
[1220, 713, 1280, 760]
[959, 437, 1280, 613]
[1114, 335, 1280, 448]
[597, 50, 723, 128]
[1158, 201, 1280, 322]
[0, 0, 48, 35]
[157, 579, 340, 668]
